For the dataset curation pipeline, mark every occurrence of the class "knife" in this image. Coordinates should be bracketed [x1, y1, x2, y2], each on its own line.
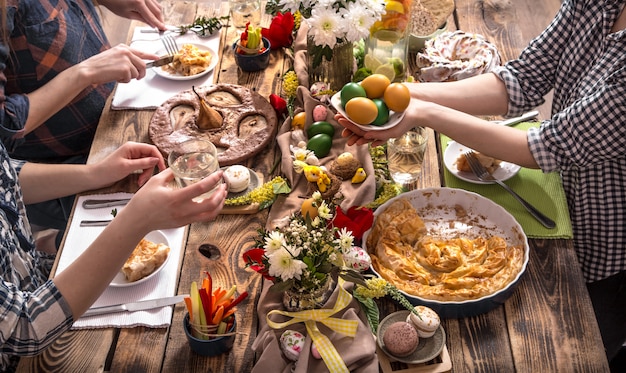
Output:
[496, 110, 540, 126]
[80, 219, 113, 227]
[82, 294, 188, 317]
[146, 55, 175, 68]
[82, 198, 131, 209]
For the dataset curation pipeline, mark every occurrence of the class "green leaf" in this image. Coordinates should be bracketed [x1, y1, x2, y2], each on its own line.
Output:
[270, 279, 295, 293]
[354, 293, 379, 334]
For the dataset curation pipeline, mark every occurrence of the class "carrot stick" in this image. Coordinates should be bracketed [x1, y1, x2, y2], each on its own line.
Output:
[212, 305, 224, 325]
[184, 297, 193, 321]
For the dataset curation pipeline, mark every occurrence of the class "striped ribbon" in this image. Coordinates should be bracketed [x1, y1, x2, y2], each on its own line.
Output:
[266, 281, 358, 373]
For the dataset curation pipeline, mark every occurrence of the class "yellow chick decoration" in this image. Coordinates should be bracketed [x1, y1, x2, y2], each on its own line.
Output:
[351, 168, 367, 184]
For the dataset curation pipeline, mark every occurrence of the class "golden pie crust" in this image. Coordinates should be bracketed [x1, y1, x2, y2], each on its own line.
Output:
[122, 238, 170, 282]
[149, 84, 278, 166]
[367, 198, 525, 301]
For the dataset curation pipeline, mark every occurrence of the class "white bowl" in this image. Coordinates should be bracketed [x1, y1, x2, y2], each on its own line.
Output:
[409, 22, 447, 53]
[364, 187, 529, 318]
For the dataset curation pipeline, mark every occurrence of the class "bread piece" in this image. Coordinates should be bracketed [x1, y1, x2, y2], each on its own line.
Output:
[419, 0, 455, 29]
[122, 238, 170, 282]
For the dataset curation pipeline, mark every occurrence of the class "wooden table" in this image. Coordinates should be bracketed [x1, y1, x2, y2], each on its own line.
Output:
[18, 0, 610, 372]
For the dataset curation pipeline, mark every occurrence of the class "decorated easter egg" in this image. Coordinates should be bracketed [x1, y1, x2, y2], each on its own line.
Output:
[312, 104, 328, 122]
[311, 342, 322, 359]
[342, 246, 371, 272]
[280, 330, 306, 361]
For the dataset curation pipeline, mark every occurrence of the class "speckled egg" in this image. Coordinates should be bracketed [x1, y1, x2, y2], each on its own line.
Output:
[342, 246, 371, 272]
[312, 104, 328, 122]
[280, 330, 306, 361]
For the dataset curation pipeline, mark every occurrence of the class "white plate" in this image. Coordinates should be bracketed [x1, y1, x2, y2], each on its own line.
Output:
[330, 91, 405, 131]
[152, 43, 218, 81]
[221, 166, 260, 198]
[110, 230, 169, 288]
[443, 141, 521, 184]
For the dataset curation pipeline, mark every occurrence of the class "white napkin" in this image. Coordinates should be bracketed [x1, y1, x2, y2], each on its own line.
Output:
[55, 193, 187, 329]
[111, 27, 222, 110]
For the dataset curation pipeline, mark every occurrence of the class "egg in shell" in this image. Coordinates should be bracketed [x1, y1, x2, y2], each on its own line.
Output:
[342, 246, 371, 272]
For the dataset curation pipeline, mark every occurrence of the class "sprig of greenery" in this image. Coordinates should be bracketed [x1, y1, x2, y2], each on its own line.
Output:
[225, 176, 291, 209]
[178, 16, 229, 37]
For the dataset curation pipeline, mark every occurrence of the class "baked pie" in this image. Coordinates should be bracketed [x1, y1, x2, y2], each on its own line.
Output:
[162, 43, 212, 76]
[454, 151, 501, 174]
[122, 238, 170, 282]
[367, 198, 525, 301]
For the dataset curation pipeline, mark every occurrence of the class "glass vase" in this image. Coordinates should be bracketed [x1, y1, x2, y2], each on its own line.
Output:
[282, 275, 337, 312]
[307, 36, 354, 92]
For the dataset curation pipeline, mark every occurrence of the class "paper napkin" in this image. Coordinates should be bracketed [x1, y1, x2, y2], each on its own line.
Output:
[55, 193, 187, 329]
[440, 122, 573, 239]
[111, 27, 221, 110]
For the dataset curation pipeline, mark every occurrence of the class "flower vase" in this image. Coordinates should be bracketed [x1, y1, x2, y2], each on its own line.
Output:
[307, 36, 354, 92]
[283, 275, 337, 312]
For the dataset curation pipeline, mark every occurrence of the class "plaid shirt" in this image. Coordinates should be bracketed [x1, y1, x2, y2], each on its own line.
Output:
[0, 143, 73, 371]
[2, 0, 114, 162]
[494, 0, 626, 282]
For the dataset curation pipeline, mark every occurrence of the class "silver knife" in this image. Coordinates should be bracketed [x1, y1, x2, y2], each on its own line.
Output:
[80, 219, 112, 227]
[82, 294, 188, 317]
[146, 55, 175, 68]
[82, 198, 131, 209]
[496, 110, 540, 126]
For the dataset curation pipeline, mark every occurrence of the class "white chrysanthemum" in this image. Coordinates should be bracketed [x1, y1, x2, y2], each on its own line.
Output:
[264, 231, 286, 254]
[268, 248, 307, 281]
[341, 3, 376, 42]
[311, 216, 321, 227]
[312, 191, 322, 201]
[306, 8, 344, 48]
[318, 201, 332, 220]
[337, 228, 354, 252]
[284, 243, 302, 257]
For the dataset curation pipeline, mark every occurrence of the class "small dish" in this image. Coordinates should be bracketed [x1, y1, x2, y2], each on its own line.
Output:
[377, 310, 445, 364]
[330, 92, 405, 131]
[152, 43, 218, 81]
[443, 141, 521, 184]
[220, 166, 260, 198]
[233, 37, 271, 72]
[109, 230, 169, 287]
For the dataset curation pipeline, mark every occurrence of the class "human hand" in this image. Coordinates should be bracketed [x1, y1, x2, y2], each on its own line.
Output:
[122, 169, 228, 232]
[98, 0, 166, 31]
[76, 44, 160, 86]
[90, 141, 166, 188]
[335, 113, 411, 147]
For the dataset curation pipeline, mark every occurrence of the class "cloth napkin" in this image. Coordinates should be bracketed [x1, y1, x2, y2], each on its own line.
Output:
[440, 122, 573, 238]
[55, 193, 187, 329]
[111, 27, 221, 110]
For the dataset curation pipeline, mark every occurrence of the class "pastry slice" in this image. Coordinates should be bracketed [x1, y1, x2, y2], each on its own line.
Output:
[122, 238, 170, 282]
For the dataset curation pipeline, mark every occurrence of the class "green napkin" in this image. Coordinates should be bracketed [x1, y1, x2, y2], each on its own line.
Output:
[440, 122, 573, 239]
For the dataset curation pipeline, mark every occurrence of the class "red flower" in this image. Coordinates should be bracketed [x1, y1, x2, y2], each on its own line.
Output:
[242, 248, 275, 281]
[332, 206, 374, 244]
[269, 93, 287, 117]
[262, 12, 294, 49]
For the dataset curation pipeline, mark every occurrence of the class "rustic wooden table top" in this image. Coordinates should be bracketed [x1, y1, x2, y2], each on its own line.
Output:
[17, 0, 610, 372]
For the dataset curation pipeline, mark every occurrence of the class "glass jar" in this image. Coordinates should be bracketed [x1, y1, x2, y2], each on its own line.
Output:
[307, 36, 354, 92]
[365, 0, 413, 82]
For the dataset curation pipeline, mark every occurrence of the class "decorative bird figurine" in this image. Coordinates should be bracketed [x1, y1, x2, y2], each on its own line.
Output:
[351, 168, 367, 184]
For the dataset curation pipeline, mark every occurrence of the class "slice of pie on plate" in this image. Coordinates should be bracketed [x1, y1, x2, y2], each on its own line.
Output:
[122, 238, 170, 282]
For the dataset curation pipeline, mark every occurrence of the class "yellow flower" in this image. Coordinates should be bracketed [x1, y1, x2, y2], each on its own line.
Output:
[354, 277, 388, 299]
[282, 71, 299, 99]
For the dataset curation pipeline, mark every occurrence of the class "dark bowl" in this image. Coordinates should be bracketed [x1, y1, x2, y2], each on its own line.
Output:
[364, 187, 529, 318]
[183, 313, 236, 356]
[233, 37, 271, 72]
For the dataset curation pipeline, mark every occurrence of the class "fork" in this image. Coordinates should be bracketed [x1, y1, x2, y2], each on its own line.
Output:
[161, 34, 179, 56]
[463, 151, 556, 229]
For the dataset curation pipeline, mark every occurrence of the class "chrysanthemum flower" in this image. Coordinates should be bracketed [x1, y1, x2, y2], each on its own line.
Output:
[267, 247, 307, 280]
[264, 231, 286, 254]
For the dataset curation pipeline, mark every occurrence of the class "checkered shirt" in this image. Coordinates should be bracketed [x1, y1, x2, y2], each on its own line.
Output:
[493, 0, 626, 282]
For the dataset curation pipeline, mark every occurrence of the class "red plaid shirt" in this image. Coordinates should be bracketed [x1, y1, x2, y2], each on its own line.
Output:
[2, 0, 114, 162]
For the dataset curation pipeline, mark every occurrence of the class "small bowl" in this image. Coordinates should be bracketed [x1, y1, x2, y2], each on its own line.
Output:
[183, 313, 236, 356]
[409, 22, 447, 53]
[233, 37, 271, 72]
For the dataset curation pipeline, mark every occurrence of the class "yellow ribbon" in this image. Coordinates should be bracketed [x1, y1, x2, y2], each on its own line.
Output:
[266, 281, 358, 373]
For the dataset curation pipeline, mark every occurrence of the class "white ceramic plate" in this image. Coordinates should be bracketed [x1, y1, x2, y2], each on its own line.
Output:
[152, 43, 218, 81]
[443, 140, 521, 184]
[330, 91, 405, 131]
[110, 230, 169, 287]
[377, 311, 445, 364]
[221, 166, 260, 198]
[363, 187, 529, 318]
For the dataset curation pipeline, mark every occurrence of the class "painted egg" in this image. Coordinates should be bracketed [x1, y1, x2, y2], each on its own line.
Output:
[342, 246, 371, 272]
[280, 330, 306, 361]
[311, 342, 322, 359]
[312, 104, 328, 122]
